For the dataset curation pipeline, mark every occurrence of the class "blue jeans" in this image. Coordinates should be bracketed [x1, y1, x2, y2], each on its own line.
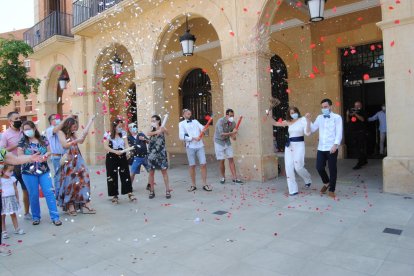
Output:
[23, 173, 60, 222]
[51, 156, 62, 197]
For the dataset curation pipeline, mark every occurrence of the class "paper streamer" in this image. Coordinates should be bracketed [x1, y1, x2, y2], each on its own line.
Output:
[161, 114, 169, 128]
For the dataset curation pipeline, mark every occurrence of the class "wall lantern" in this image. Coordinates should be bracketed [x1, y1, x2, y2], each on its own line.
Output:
[305, 0, 327, 22]
[58, 73, 70, 90]
[180, 15, 196, 56]
[110, 53, 123, 75]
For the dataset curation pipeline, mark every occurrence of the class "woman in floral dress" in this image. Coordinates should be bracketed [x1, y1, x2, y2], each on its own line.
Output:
[147, 115, 171, 199]
[57, 117, 96, 215]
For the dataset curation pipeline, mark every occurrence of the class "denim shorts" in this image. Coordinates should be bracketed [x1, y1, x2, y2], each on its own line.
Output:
[214, 142, 234, 160]
[186, 147, 207, 166]
[130, 156, 149, 174]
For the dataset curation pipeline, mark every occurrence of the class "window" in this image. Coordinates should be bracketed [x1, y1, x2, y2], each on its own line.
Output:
[25, 99, 33, 112]
[24, 59, 31, 72]
[270, 55, 289, 152]
[14, 101, 21, 113]
[181, 68, 212, 125]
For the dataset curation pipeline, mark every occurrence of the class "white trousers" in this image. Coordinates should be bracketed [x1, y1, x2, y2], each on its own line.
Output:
[380, 132, 386, 155]
[284, 141, 312, 194]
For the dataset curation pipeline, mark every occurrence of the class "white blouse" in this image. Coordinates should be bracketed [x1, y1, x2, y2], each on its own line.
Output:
[104, 132, 125, 149]
[288, 117, 310, 138]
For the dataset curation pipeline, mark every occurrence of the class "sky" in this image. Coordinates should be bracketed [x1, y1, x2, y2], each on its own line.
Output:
[0, 0, 34, 33]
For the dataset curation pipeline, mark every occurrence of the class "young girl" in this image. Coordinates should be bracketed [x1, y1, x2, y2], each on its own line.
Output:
[1, 165, 25, 240]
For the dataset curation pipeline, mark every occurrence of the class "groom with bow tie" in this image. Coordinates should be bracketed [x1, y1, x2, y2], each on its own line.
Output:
[179, 109, 212, 192]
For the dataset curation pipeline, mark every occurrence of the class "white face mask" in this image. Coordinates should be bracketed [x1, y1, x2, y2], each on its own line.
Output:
[151, 122, 158, 128]
[291, 113, 299, 120]
[228, 117, 234, 123]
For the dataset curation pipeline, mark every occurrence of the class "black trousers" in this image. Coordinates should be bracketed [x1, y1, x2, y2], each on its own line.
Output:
[106, 152, 132, 196]
[352, 130, 367, 164]
[316, 150, 338, 192]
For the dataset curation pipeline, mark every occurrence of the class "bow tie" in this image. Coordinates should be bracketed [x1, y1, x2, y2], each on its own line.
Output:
[323, 115, 330, 118]
[186, 120, 192, 123]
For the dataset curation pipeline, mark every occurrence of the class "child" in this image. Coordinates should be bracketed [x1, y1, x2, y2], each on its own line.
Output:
[1, 165, 25, 240]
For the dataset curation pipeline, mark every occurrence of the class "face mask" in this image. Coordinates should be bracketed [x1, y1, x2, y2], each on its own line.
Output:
[228, 117, 234, 123]
[116, 127, 123, 133]
[382, 106, 386, 111]
[24, 129, 35, 138]
[151, 122, 158, 128]
[13, 120, 22, 129]
[291, 113, 299, 120]
[55, 119, 61, 125]
[131, 127, 138, 133]
[321, 108, 330, 115]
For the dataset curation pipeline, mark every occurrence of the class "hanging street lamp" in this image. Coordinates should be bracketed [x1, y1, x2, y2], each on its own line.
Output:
[305, 0, 327, 22]
[110, 53, 123, 75]
[180, 15, 196, 56]
[58, 72, 70, 90]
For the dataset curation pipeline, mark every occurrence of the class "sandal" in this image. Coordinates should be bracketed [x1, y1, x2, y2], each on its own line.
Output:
[111, 196, 119, 204]
[188, 186, 197, 192]
[202, 185, 213, 192]
[67, 203, 77, 216]
[149, 190, 155, 199]
[81, 205, 96, 214]
[166, 190, 171, 199]
[32, 220, 40, 225]
[128, 193, 137, 202]
[53, 220, 62, 226]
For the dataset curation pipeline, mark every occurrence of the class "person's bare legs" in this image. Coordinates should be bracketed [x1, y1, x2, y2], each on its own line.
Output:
[10, 214, 19, 231]
[130, 173, 135, 184]
[200, 164, 207, 186]
[161, 169, 170, 192]
[22, 190, 29, 215]
[189, 165, 196, 187]
[149, 170, 155, 191]
[219, 160, 225, 179]
[228, 158, 237, 180]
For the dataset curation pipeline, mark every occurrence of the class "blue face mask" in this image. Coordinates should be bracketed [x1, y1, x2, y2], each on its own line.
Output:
[24, 129, 35, 138]
[131, 127, 138, 133]
[117, 127, 123, 133]
[55, 119, 61, 125]
[321, 108, 330, 115]
[291, 113, 299, 120]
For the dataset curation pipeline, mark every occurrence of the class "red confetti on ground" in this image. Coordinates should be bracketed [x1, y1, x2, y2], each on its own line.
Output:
[363, 74, 370, 80]
[98, 192, 104, 197]
[394, 19, 400, 24]
[390, 40, 395, 47]
[395, 0, 400, 3]
[388, 6, 394, 10]
[332, 6, 337, 13]
[96, 171, 101, 175]
[18, 240, 22, 243]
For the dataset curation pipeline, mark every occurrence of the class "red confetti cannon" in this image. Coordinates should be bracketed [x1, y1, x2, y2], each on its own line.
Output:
[235, 116, 243, 130]
[198, 117, 214, 139]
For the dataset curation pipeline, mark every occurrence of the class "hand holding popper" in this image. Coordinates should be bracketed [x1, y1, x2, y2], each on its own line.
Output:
[198, 116, 214, 139]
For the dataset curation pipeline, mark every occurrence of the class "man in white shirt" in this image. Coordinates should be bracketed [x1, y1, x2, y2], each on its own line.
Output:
[179, 109, 212, 192]
[306, 98, 343, 198]
[368, 104, 387, 155]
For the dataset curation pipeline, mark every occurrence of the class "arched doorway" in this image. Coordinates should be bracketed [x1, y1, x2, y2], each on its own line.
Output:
[180, 68, 212, 125]
[270, 55, 289, 152]
[126, 83, 137, 124]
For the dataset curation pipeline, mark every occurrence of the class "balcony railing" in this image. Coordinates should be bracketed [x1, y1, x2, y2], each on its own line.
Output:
[24, 11, 73, 48]
[73, 0, 125, 27]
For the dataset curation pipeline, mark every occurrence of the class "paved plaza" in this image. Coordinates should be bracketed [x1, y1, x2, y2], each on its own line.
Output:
[1, 155, 414, 276]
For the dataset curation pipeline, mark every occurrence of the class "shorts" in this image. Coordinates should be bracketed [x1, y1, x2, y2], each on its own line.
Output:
[214, 142, 234, 160]
[186, 147, 206, 166]
[130, 156, 150, 174]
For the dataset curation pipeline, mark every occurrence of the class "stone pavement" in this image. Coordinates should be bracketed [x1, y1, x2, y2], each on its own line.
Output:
[1, 155, 414, 276]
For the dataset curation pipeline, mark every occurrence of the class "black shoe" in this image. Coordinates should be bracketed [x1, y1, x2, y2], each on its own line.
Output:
[146, 183, 150, 190]
[353, 164, 362, 170]
[149, 191, 155, 199]
[305, 183, 311, 188]
[360, 161, 368, 166]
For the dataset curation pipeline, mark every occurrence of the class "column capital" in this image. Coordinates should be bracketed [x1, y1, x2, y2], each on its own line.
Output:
[377, 16, 414, 30]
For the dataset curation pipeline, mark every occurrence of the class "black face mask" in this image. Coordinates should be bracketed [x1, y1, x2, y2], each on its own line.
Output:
[13, 120, 22, 129]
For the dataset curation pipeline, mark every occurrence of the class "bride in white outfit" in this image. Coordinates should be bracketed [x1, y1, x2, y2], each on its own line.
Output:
[272, 107, 312, 196]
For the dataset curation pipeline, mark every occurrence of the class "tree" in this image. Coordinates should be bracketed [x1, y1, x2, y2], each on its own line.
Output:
[0, 38, 41, 106]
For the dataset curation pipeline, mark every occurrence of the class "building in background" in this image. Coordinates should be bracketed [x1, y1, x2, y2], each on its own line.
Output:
[0, 29, 38, 131]
[23, 0, 414, 194]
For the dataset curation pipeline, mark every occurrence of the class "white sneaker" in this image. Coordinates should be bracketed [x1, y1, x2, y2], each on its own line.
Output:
[1, 231, 9, 239]
[14, 228, 25, 235]
[24, 213, 32, 220]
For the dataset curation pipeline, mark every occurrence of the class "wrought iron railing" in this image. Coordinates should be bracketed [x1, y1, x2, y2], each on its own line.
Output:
[73, 0, 125, 27]
[23, 11, 73, 48]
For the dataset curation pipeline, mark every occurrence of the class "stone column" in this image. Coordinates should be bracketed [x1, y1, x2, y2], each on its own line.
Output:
[377, 5, 414, 193]
[134, 74, 166, 132]
[219, 51, 278, 182]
